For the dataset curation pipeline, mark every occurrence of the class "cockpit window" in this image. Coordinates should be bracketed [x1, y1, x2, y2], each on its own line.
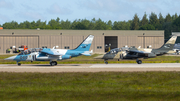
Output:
[17, 48, 42, 55]
[107, 48, 120, 54]
[18, 50, 32, 55]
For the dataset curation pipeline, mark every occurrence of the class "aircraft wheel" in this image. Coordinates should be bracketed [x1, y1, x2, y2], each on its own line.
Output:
[50, 61, 57, 66]
[54, 61, 57, 65]
[18, 63, 21, 66]
[104, 60, 108, 64]
[50, 62, 55, 66]
[136, 60, 142, 64]
[50, 62, 52, 66]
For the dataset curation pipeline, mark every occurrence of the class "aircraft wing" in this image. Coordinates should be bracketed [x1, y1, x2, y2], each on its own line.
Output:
[41, 48, 63, 56]
[128, 50, 151, 54]
[81, 50, 93, 56]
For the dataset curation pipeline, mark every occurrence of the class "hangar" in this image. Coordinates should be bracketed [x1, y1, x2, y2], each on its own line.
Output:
[0, 29, 164, 53]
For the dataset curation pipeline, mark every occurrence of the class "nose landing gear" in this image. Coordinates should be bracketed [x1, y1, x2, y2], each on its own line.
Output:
[104, 60, 108, 64]
[18, 63, 21, 66]
[16, 61, 21, 66]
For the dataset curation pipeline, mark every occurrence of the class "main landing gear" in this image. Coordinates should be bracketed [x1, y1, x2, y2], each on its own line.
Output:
[50, 61, 57, 66]
[136, 59, 142, 64]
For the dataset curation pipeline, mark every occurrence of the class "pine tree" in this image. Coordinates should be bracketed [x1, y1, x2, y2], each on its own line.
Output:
[131, 14, 139, 30]
[165, 13, 172, 22]
[140, 13, 148, 26]
[159, 13, 164, 25]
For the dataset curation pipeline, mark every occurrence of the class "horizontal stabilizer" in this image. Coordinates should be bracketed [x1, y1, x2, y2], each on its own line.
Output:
[81, 50, 93, 56]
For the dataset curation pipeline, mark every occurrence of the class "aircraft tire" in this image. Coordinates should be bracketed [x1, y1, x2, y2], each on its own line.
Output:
[137, 60, 142, 64]
[18, 63, 21, 66]
[105, 61, 108, 64]
[54, 61, 57, 65]
[50, 62, 52, 66]
[50, 62, 54, 66]
[50, 61, 57, 66]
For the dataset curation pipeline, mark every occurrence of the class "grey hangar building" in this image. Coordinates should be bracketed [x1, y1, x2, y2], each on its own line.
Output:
[0, 29, 164, 54]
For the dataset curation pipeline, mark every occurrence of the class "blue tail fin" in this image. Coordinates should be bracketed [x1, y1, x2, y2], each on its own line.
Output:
[73, 35, 94, 51]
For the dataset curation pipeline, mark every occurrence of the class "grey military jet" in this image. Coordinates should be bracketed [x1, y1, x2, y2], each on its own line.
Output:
[95, 35, 177, 64]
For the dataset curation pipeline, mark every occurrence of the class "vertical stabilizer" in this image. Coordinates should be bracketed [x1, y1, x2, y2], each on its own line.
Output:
[157, 36, 177, 50]
[73, 35, 94, 51]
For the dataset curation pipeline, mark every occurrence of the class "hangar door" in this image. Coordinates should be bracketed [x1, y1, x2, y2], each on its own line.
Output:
[104, 36, 118, 52]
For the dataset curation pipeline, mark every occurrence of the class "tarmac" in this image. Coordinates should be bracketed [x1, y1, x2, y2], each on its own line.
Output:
[1, 63, 180, 72]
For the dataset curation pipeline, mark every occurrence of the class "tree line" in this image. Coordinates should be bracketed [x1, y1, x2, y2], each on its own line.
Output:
[1, 12, 180, 39]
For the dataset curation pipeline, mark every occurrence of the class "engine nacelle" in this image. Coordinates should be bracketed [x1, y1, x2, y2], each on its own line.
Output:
[147, 53, 156, 58]
[62, 55, 71, 60]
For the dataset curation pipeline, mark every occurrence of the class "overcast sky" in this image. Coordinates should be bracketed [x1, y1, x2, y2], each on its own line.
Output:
[0, 0, 180, 25]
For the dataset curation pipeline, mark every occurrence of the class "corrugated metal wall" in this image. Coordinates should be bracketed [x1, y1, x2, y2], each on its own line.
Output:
[0, 35, 38, 53]
[0, 37, 3, 53]
[93, 36, 104, 53]
[0, 30, 164, 53]
[0, 35, 164, 53]
[39, 35, 85, 49]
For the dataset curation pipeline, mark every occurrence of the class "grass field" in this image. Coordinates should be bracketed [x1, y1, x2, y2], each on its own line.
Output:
[1, 72, 180, 101]
[1, 55, 180, 100]
[1, 54, 180, 64]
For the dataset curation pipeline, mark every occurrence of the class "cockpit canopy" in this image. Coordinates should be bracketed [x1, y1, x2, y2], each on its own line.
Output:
[107, 48, 121, 54]
[18, 48, 43, 55]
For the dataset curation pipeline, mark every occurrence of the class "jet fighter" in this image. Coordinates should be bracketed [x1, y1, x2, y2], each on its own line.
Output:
[95, 35, 177, 64]
[5, 35, 94, 66]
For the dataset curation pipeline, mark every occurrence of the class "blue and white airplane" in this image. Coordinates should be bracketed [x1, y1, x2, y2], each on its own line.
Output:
[5, 35, 94, 66]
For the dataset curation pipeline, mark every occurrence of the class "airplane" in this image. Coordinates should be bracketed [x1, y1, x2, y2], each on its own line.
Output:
[95, 35, 177, 64]
[5, 35, 94, 66]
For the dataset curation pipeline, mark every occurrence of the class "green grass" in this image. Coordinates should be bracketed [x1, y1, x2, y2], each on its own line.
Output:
[1, 54, 180, 64]
[1, 72, 180, 101]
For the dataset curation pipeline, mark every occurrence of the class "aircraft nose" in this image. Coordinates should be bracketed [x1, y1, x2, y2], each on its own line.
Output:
[5, 56, 17, 60]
